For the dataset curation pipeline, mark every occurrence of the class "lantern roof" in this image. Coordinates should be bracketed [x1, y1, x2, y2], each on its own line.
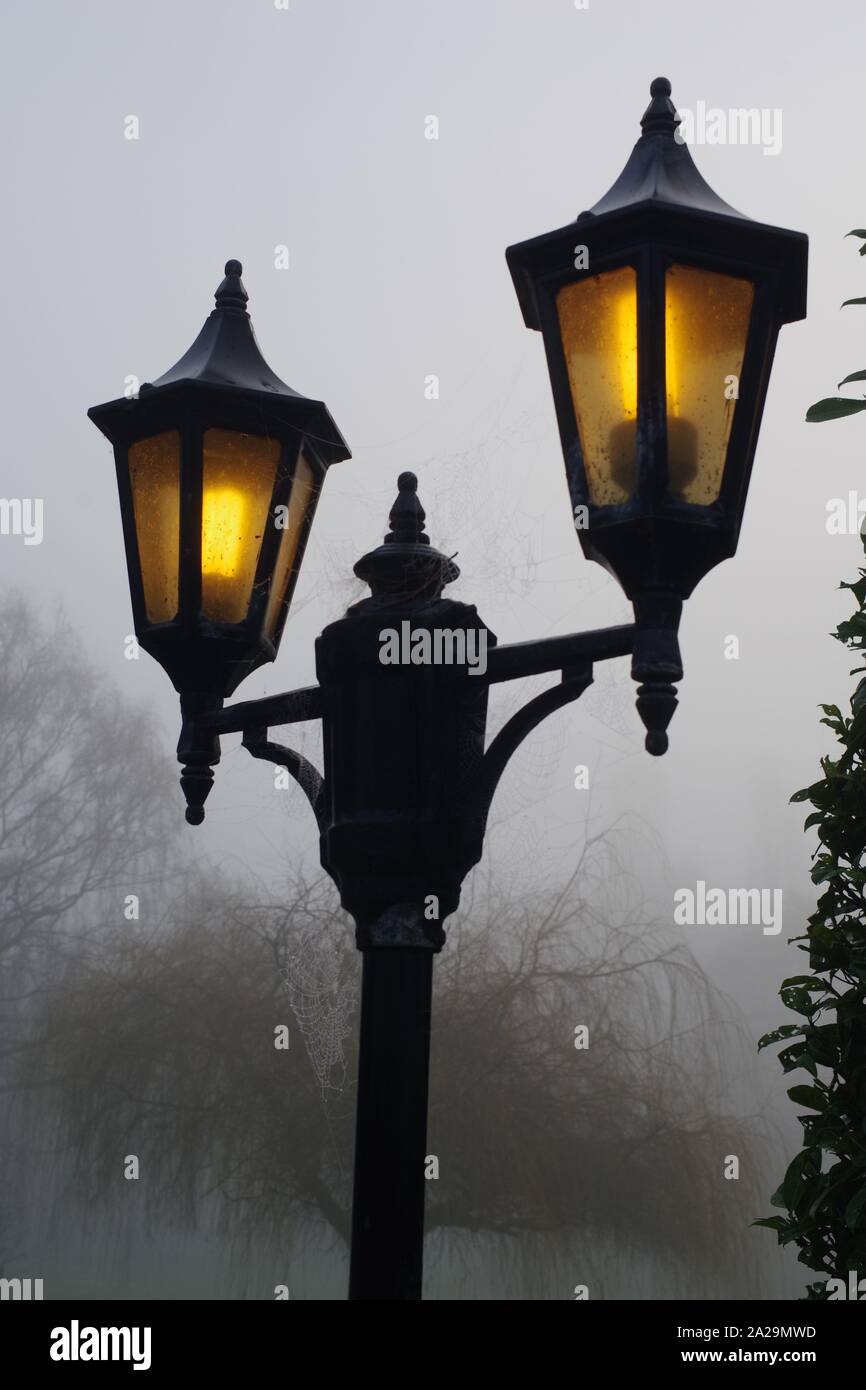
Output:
[582, 77, 744, 221]
[149, 260, 306, 396]
[506, 78, 808, 332]
[89, 260, 350, 465]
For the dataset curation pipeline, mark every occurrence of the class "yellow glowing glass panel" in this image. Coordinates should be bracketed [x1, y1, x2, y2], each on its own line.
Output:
[128, 431, 180, 624]
[264, 453, 318, 639]
[665, 265, 754, 505]
[557, 266, 638, 505]
[201, 429, 280, 624]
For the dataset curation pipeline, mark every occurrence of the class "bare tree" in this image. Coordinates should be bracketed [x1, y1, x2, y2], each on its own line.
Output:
[0, 594, 175, 1269]
[0, 595, 173, 983]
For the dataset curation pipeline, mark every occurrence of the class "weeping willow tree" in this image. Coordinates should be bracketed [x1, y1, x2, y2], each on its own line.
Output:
[21, 816, 776, 1300]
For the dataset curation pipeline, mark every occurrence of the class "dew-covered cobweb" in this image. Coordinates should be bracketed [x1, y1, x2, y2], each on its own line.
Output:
[280, 927, 357, 1094]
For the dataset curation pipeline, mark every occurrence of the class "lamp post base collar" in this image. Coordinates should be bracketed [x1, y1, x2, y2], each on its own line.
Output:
[354, 904, 447, 952]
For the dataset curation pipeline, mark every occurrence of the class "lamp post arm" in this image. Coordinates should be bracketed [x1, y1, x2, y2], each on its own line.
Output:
[462, 622, 636, 850]
[197, 627, 635, 733]
[463, 665, 593, 849]
[181, 683, 327, 827]
[485, 623, 635, 683]
[241, 726, 328, 833]
[199, 683, 324, 735]
[187, 628, 638, 834]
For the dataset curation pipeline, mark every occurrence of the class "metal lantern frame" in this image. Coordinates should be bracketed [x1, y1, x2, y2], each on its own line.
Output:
[506, 78, 808, 601]
[88, 260, 350, 702]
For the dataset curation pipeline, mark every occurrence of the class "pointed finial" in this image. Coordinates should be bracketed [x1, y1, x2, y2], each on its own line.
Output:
[214, 259, 248, 312]
[640, 76, 680, 137]
[353, 471, 459, 599]
[385, 471, 430, 547]
[180, 764, 214, 824]
[177, 694, 222, 826]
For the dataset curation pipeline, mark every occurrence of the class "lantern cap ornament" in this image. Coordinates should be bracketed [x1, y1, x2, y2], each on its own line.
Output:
[641, 76, 679, 133]
[213, 258, 248, 310]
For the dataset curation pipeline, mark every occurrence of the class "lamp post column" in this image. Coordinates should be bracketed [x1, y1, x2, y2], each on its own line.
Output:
[314, 472, 493, 1300]
[349, 930, 435, 1300]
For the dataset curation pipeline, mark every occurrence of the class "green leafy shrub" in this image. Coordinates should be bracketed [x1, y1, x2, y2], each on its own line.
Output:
[758, 235, 866, 1295]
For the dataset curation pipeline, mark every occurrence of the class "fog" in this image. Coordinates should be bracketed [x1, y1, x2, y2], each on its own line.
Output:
[2, 0, 865, 1299]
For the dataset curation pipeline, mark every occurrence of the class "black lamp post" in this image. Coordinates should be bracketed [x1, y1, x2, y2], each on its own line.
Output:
[88, 79, 807, 1301]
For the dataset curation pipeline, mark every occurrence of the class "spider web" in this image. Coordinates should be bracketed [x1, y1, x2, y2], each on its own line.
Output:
[280, 927, 357, 1094]
[583, 659, 634, 738]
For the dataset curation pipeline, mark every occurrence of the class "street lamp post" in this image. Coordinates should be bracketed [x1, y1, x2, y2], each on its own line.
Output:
[88, 79, 807, 1301]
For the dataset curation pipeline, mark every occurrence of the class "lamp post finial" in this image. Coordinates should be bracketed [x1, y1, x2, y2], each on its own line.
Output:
[214, 259, 248, 311]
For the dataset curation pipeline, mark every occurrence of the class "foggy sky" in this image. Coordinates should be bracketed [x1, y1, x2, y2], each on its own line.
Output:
[3, 0, 865, 1297]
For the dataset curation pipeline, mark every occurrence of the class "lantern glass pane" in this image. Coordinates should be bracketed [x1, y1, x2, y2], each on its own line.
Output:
[665, 265, 754, 505]
[201, 429, 281, 624]
[264, 452, 318, 640]
[128, 430, 181, 624]
[557, 265, 638, 505]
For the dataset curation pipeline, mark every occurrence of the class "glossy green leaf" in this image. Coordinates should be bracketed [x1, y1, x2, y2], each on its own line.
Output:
[806, 398, 866, 422]
[787, 1085, 828, 1111]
